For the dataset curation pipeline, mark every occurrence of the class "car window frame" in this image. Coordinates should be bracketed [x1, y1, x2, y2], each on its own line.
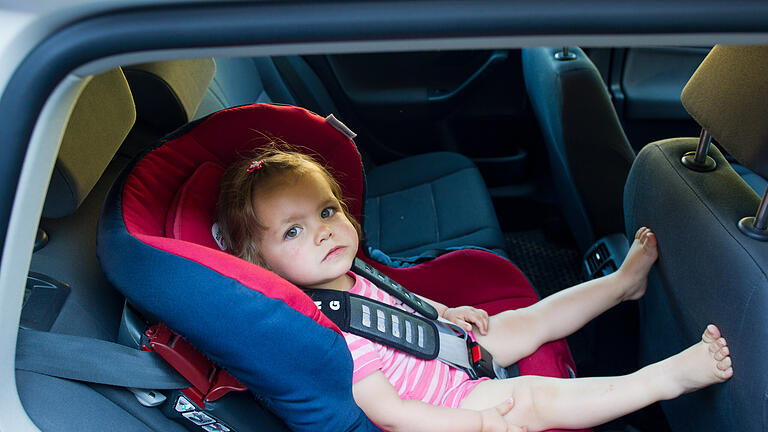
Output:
[3, 1, 768, 430]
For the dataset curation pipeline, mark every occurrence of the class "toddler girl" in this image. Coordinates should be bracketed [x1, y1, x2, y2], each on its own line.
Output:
[216, 148, 733, 432]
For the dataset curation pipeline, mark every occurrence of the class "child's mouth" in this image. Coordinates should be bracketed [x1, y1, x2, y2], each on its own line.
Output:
[323, 246, 346, 262]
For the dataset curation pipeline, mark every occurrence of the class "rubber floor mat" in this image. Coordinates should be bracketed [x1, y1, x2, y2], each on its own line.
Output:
[504, 229, 582, 299]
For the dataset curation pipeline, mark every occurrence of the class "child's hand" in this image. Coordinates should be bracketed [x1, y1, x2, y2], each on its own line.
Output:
[443, 306, 490, 335]
[480, 398, 527, 432]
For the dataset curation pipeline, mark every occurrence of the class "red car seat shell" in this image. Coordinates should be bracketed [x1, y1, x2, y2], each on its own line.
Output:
[98, 103, 583, 432]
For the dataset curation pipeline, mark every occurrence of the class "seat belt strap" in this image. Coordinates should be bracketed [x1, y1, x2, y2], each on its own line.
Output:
[15, 327, 189, 389]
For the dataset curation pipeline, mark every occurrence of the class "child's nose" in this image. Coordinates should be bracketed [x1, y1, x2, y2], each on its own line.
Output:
[316, 223, 333, 243]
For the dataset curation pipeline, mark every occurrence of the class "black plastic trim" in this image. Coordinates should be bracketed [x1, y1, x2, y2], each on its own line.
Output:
[2, 0, 768, 258]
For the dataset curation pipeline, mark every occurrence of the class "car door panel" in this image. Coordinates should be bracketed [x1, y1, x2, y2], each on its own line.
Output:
[316, 50, 540, 189]
[622, 47, 710, 120]
[608, 47, 710, 149]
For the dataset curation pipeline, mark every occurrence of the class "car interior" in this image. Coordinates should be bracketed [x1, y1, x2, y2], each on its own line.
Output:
[14, 43, 768, 432]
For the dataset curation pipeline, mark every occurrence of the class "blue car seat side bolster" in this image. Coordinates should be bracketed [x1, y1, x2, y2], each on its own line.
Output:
[97, 149, 382, 432]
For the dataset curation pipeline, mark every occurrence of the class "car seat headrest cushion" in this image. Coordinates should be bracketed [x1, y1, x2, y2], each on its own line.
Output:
[123, 59, 216, 133]
[44, 68, 136, 218]
[164, 160, 224, 250]
[120, 104, 357, 332]
[682, 45, 768, 180]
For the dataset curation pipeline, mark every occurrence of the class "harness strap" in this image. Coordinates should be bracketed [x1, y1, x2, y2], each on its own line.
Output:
[351, 258, 438, 319]
[308, 289, 440, 360]
[306, 289, 492, 379]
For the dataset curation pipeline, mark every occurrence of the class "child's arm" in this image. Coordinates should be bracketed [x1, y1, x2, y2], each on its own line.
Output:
[417, 295, 490, 335]
[353, 371, 520, 432]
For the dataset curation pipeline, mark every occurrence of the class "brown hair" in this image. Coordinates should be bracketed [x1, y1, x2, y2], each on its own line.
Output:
[216, 145, 362, 267]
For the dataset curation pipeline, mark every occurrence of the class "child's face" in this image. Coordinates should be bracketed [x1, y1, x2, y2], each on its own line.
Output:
[255, 167, 359, 290]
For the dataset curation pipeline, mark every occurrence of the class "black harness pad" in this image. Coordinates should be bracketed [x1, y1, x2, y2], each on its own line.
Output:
[307, 289, 440, 360]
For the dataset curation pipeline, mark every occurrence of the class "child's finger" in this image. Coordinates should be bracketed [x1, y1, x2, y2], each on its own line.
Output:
[495, 398, 515, 416]
[467, 310, 489, 335]
[479, 313, 489, 334]
[457, 319, 473, 332]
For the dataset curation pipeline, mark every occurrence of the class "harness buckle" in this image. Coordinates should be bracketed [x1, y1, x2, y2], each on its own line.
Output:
[468, 340, 496, 379]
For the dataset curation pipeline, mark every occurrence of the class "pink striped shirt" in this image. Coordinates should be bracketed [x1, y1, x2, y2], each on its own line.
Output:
[343, 272, 489, 408]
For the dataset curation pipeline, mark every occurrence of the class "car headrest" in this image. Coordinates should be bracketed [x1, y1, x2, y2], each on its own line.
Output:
[123, 58, 216, 134]
[42, 67, 136, 218]
[681, 45, 768, 180]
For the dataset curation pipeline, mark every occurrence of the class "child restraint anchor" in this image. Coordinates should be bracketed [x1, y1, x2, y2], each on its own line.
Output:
[307, 258, 497, 380]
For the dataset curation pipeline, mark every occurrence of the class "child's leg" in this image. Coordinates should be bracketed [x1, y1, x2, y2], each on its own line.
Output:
[462, 325, 733, 432]
[476, 227, 657, 368]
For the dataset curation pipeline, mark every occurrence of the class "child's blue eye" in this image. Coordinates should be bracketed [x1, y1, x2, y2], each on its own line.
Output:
[284, 226, 303, 239]
[321, 207, 336, 218]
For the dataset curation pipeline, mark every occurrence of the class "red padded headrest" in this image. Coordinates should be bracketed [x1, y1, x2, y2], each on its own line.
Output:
[164, 161, 224, 249]
[123, 103, 363, 246]
[120, 103, 363, 333]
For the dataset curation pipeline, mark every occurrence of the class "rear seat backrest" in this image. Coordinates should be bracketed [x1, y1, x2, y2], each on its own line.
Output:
[624, 45, 768, 432]
[522, 47, 635, 253]
[194, 57, 296, 118]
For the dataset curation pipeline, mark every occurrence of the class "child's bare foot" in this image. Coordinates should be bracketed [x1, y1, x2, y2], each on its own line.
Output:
[661, 325, 733, 399]
[618, 227, 658, 301]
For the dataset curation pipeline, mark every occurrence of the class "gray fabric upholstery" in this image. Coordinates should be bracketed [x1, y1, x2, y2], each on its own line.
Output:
[195, 57, 293, 119]
[17, 371, 187, 432]
[625, 139, 768, 431]
[364, 152, 505, 257]
[732, 163, 768, 195]
[682, 45, 768, 180]
[522, 47, 635, 252]
[42, 68, 136, 218]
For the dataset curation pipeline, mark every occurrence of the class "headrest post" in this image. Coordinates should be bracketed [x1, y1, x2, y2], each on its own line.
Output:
[738, 185, 768, 241]
[755, 190, 768, 230]
[554, 46, 577, 61]
[681, 127, 717, 172]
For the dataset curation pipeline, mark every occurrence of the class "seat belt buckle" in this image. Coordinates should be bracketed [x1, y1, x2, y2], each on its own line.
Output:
[470, 343, 483, 363]
[468, 340, 496, 379]
[143, 323, 247, 408]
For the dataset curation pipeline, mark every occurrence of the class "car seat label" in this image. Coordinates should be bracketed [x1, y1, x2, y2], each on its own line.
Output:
[325, 114, 357, 140]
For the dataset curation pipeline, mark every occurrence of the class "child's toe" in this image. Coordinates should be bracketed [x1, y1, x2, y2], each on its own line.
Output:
[703, 324, 721, 343]
[717, 356, 732, 371]
[714, 348, 727, 361]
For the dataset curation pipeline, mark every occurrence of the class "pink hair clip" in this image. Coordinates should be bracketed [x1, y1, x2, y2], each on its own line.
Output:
[246, 160, 264, 173]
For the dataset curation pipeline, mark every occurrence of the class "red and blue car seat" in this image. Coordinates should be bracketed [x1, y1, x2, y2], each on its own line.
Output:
[97, 103, 582, 432]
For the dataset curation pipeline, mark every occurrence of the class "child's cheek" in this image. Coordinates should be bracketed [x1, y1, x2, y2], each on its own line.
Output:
[284, 246, 303, 258]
